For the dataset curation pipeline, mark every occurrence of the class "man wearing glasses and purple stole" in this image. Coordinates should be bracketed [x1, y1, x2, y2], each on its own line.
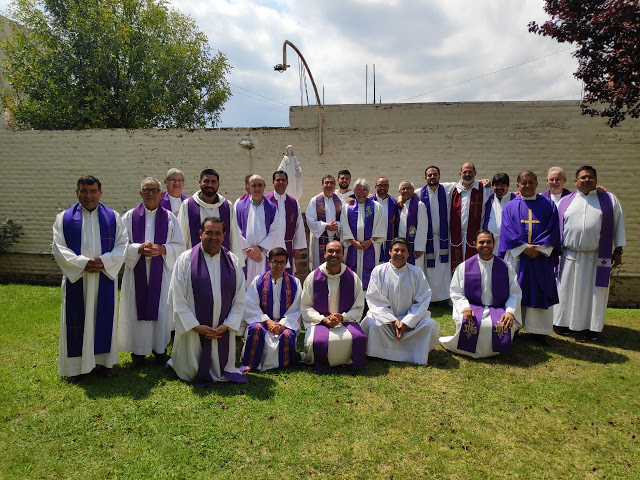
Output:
[168, 217, 246, 386]
[52, 175, 128, 381]
[300, 241, 366, 372]
[117, 178, 185, 369]
[159, 168, 188, 216]
[440, 231, 522, 358]
[240, 247, 302, 372]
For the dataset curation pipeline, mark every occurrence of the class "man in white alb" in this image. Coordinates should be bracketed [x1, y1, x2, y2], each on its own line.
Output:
[306, 175, 342, 270]
[361, 237, 440, 365]
[396, 181, 427, 270]
[482, 172, 516, 255]
[336, 169, 354, 203]
[159, 168, 188, 215]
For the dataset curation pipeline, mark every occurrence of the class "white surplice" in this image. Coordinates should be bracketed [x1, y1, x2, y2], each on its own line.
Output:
[397, 196, 428, 270]
[236, 197, 284, 284]
[52, 205, 128, 376]
[361, 262, 440, 364]
[553, 191, 626, 332]
[176, 192, 243, 260]
[270, 191, 307, 270]
[440, 256, 522, 358]
[166, 194, 184, 216]
[241, 274, 303, 371]
[167, 247, 246, 382]
[277, 147, 303, 201]
[453, 180, 493, 261]
[486, 193, 515, 255]
[300, 264, 365, 367]
[340, 200, 387, 286]
[419, 183, 456, 302]
[117, 206, 185, 356]
[306, 194, 342, 271]
[336, 190, 354, 204]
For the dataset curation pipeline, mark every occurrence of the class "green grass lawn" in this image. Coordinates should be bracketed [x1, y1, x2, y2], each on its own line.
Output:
[1, 284, 639, 479]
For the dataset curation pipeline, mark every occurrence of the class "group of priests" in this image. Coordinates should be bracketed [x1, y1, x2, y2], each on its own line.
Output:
[52, 161, 625, 383]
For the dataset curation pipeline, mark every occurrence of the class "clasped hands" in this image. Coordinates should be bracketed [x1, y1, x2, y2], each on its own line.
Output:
[193, 324, 229, 340]
[322, 313, 344, 328]
[462, 307, 514, 329]
[245, 246, 264, 263]
[325, 221, 339, 232]
[138, 242, 166, 257]
[84, 257, 104, 272]
[265, 319, 287, 335]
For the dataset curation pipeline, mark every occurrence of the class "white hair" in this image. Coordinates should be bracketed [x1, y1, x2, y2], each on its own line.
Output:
[399, 180, 415, 190]
[547, 166, 566, 179]
[140, 177, 161, 190]
[165, 168, 184, 180]
[353, 178, 370, 191]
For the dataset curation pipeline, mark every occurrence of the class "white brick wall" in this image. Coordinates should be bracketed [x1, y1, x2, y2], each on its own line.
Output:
[0, 101, 637, 305]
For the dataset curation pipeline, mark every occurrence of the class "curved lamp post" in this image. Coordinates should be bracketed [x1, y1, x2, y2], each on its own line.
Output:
[275, 40, 323, 154]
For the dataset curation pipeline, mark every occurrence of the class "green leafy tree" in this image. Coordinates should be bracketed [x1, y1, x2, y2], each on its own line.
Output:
[0, 0, 232, 129]
[529, 0, 640, 127]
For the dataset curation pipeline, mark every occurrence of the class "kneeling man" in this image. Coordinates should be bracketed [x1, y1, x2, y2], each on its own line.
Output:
[241, 247, 302, 371]
[361, 237, 440, 365]
[440, 231, 522, 358]
[168, 217, 246, 385]
[300, 240, 366, 372]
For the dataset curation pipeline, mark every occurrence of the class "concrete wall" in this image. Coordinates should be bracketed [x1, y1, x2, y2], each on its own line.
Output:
[0, 101, 637, 305]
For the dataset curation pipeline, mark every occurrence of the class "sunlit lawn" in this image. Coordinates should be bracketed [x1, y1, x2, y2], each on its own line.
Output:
[1, 284, 639, 479]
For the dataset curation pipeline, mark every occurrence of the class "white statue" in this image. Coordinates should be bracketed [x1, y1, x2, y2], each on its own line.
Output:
[277, 145, 303, 201]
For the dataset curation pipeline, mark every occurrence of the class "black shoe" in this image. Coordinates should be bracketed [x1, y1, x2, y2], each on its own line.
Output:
[94, 365, 117, 378]
[153, 352, 170, 365]
[130, 354, 145, 370]
[553, 326, 570, 336]
[584, 331, 600, 342]
[535, 334, 551, 347]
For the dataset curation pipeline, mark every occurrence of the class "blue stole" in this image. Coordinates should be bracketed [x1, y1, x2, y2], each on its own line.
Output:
[62, 203, 116, 357]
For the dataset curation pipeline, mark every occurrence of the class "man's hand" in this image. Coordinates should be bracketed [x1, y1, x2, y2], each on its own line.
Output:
[193, 325, 220, 339]
[84, 257, 104, 272]
[212, 324, 229, 338]
[414, 250, 424, 258]
[362, 239, 374, 250]
[397, 197, 405, 209]
[462, 307, 474, 322]
[266, 319, 286, 335]
[481, 179, 491, 188]
[498, 312, 515, 329]
[326, 221, 339, 232]
[350, 239, 364, 250]
[612, 251, 622, 268]
[140, 242, 166, 257]
[523, 245, 540, 258]
[322, 313, 344, 328]
[393, 320, 406, 340]
[293, 249, 301, 259]
[245, 247, 263, 262]
[596, 185, 607, 193]
[346, 197, 355, 206]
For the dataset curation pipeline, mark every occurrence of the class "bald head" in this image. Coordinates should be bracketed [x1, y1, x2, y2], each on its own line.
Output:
[248, 174, 266, 203]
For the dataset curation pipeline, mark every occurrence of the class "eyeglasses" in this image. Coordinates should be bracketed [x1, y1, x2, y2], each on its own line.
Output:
[269, 260, 287, 265]
[167, 178, 184, 183]
[141, 188, 161, 194]
[250, 184, 265, 188]
[376, 183, 389, 187]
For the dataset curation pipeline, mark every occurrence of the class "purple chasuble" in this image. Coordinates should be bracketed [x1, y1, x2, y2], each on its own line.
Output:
[265, 191, 298, 274]
[394, 196, 419, 265]
[62, 203, 116, 357]
[241, 271, 298, 371]
[311, 267, 366, 372]
[457, 255, 512, 354]
[190, 245, 246, 386]
[131, 204, 168, 321]
[187, 196, 231, 250]
[482, 192, 516, 230]
[372, 193, 397, 262]
[158, 191, 187, 213]
[557, 191, 615, 287]
[420, 185, 450, 268]
[345, 197, 376, 289]
[315, 193, 343, 263]
[498, 196, 560, 309]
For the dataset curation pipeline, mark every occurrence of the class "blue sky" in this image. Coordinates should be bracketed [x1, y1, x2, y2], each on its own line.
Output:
[0, 0, 581, 128]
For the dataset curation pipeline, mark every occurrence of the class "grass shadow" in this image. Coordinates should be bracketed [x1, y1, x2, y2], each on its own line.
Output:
[427, 347, 461, 369]
[597, 324, 640, 353]
[75, 363, 173, 400]
[188, 373, 277, 400]
[551, 334, 629, 364]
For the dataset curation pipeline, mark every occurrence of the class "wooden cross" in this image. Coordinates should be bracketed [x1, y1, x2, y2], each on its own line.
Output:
[521, 209, 540, 243]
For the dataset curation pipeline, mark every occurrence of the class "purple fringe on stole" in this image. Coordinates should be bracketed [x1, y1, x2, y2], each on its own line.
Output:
[62, 203, 116, 357]
[240, 322, 266, 371]
[131, 204, 168, 321]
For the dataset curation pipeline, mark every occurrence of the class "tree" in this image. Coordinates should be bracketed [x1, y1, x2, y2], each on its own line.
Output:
[0, 0, 232, 129]
[529, 0, 640, 127]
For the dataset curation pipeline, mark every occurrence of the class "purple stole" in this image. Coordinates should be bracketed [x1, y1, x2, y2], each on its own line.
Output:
[158, 191, 186, 213]
[190, 245, 246, 386]
[457, 255, 512, 354]
[394, 196, 419, 265]
[315, 193, 343, 263]
[131, 204, 168, 321]
[420, 185, 450, 268]
[558, 191, 615, 287]
[187, 196, 231, 250]
[482, 192, 516, 230]
[62, 203, 116, 357]
[241, 272, 298, 371]
[235, 196, 277, 238]
[540, 188, 571, 202]
[265, 191, 298, 274]
[372, 193, 397, 262]
[311, 267, 366, 373]
[345, 197, 376, 289]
